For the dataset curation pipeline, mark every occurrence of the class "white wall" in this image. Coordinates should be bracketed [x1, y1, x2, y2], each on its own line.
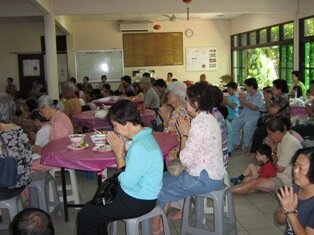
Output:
[0, 22, 44, 92]
[230, 13, 293, 35]
[70, 19, 231, 85]
[299, 0, 314, 18]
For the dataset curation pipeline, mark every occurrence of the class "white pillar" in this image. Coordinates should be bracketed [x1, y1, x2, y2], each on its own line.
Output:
[44, 14, 59, 99]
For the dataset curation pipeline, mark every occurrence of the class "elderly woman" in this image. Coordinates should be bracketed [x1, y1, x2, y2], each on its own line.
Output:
[62, 82, 82, 121]
[0, 94, 32, 200]
[37, 95, 73, 141]
[159, 81, 189, 142]
[232, 77, 264, 152]
[275, 147, 314, 234]
[76, 100, 163, 235]
[152, 82, 225, 233]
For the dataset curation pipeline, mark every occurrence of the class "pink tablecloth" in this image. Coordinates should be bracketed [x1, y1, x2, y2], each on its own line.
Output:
[41, 132, 178, 172]
[72, 109, 156, 131]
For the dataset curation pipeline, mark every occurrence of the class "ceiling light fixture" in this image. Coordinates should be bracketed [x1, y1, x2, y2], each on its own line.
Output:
[182, 0, 192, 21]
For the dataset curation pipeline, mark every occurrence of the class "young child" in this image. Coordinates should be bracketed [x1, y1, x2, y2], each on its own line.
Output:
[230, 144, 276, 185]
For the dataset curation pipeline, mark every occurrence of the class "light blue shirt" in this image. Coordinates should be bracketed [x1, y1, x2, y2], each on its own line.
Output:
[227, 94, 240, 121]
[118, 128, 163, 200]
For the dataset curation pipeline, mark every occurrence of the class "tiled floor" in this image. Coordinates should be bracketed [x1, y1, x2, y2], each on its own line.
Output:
[0, 151, 287, 235]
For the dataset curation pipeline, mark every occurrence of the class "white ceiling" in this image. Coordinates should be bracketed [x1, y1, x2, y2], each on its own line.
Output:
[0, 0, 298, 23]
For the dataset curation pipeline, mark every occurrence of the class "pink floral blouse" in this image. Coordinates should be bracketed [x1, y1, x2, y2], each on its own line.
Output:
[180, 111, 224, 179]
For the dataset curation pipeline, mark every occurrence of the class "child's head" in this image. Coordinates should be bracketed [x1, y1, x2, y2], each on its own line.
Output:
[256, 144, 273, 163]
[226, 81, 237, 95]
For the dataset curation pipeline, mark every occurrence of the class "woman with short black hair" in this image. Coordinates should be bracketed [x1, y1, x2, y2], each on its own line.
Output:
[152, 82, 225, 234]
[275, 147, 314, 234]
[77, 100, 164, 235]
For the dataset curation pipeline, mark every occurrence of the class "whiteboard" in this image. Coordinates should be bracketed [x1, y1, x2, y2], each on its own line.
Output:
[185, 47, 217, 72]
[75, 50, 124, 82]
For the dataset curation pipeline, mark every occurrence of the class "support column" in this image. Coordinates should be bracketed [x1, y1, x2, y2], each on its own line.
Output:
[44, 14, 59, 99]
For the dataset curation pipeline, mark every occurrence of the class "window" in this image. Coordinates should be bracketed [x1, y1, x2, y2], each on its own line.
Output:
[300, 16, 314, 89]
[271, 26, 279, 41]
[231, 21, 294, 86]
[259, 29, 267, 44]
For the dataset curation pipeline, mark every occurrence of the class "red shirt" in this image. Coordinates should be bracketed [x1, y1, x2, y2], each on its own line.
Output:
[258, 161, 276, 178]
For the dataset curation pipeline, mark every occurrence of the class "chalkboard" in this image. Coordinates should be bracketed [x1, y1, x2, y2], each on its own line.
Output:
[75, 50, 124, 82]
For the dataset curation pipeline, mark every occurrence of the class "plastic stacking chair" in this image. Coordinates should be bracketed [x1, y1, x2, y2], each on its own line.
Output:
[49, 168, 80, 204]
[28, 172, 61, 215]
[181, 185, 237, 235]
[110, 205, 170, 235]
[0, 195, 23, 230]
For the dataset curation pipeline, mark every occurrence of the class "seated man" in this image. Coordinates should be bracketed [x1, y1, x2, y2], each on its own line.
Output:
[10, 208, 54, 235]
[232, 119, 302, 195]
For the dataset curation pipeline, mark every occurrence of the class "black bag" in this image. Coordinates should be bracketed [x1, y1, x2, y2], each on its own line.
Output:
[256, 102, 289, 128]
[91, 166, 125, 206]
[0, 136, 18, 188]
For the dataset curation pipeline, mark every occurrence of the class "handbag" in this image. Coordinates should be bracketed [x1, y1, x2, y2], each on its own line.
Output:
[257, 102, 289, 128]
[91, 166, 125, 206]
[0, 135, 18, 188]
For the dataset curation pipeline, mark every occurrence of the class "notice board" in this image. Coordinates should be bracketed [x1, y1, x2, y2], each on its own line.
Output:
[75, 50, 124, 82]
[185, 47, 217, 71]
[123, 32, 183, 67]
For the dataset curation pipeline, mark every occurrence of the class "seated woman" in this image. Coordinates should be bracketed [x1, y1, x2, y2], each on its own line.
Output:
[232, 119, 302, 195]
[275, 147, 314, 234]
[29, 110, 53, 173]
[159, 81, 189, 148]
[76, 100, 164, 235]
[231, 144, 276, 186]
[152, 82, 225, 234]
[232, 77, 264, 152]
[250, 79, 289, 155]
[37, 95, 73, 141]
[0, 94, 32, 200]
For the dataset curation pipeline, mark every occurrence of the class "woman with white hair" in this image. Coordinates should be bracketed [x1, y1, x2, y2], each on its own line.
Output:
[0, 94, 32, 200]
[159, 81, 189, 140]
[37, 95, 73, 141]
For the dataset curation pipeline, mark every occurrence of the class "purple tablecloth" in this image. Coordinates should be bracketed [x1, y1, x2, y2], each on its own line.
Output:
[72, 109, 156, 130]
[41, 132, 178, 172]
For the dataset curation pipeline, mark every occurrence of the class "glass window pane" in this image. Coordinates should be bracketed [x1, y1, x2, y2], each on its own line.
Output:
[283, 22, 294, 39]
[232, 35, 239, 47]
[259, 29, 267, 43]
[240, 34, 247, 46]
[304, 17, 314, 37]
[233, 51, 238, 67]
[249, 31, 256, 45]
[271, 26, 279, 41]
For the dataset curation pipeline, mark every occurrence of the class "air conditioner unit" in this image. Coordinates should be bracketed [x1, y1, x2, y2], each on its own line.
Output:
[120, 22, 153, 33]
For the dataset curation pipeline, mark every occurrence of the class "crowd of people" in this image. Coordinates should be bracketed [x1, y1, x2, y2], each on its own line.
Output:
[1, 70, 314, 235]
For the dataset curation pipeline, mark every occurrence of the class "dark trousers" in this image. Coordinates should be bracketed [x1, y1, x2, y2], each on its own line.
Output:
[76, 185, 156, 235]
[250, 125, 267, 153]
[292, 124, 314, 139]
[0, 186, 24, 200]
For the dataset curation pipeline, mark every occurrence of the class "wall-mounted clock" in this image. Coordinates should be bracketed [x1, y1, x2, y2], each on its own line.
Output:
[185, 29, 193, 37]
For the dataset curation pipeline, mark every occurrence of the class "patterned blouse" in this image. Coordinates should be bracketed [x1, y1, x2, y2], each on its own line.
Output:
[180, 111, 225, 180]
[50, 111, 74, 141]
[164, 105, 189, 160]
[0, 126, 32, 188]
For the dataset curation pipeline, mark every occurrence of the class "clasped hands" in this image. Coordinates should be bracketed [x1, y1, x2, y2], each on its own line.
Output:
[277, 185, 298, 213]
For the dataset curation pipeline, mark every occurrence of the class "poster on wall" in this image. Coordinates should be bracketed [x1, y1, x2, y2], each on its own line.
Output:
[185, 47, 217, 71]
[23, 59, 40, 76]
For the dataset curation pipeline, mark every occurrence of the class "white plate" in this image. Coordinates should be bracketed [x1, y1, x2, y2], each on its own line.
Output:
[92, 145, 112, 152]
[67, 143, 89, 151]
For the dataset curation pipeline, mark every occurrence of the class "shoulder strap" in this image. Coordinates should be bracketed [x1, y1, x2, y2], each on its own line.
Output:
[0, 135, 9, 156]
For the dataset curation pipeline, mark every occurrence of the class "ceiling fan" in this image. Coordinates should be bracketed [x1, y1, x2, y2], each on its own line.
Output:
[162, 13, 176, 22]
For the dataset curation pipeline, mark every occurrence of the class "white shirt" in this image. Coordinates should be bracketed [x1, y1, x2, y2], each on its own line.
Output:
[35, 124, 51, 147]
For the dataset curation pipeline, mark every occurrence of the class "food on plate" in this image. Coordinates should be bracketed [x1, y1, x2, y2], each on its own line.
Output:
[93, 145, 111, 152]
